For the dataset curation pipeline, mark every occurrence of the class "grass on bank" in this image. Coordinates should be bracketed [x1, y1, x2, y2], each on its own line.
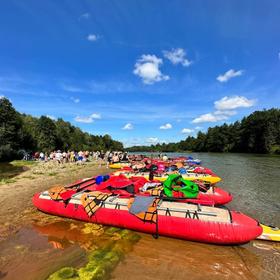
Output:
[0, 160, 38, 182]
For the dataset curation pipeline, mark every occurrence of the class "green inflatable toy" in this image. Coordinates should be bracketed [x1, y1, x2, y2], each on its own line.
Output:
[163, 174, 199, 198]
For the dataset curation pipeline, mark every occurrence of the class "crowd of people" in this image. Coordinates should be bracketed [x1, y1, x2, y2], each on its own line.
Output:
[29, 150, 131, 165]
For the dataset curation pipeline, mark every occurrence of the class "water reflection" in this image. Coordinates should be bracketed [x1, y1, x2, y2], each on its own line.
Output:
[0, 220, 140, 280]
[33, 221, 105, 251]
[0, 221, 87, 280]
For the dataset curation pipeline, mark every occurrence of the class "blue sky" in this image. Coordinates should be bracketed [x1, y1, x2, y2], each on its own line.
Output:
[0, 0, 280, 147]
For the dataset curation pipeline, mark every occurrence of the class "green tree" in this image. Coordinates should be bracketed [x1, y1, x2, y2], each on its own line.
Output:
[36, 116, 57, 152]
[0, 97, 23, 161]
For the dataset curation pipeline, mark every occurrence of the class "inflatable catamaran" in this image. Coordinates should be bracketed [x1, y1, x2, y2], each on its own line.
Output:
[33, 188, 262, 245]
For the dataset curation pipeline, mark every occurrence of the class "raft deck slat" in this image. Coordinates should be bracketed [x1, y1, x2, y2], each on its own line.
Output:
[39, 192, 231, 223]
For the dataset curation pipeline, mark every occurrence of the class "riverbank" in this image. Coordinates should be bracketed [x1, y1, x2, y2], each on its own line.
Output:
[0, 161, 109, 241]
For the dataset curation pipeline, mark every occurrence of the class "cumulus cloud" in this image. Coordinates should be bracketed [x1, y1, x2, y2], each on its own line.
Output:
[216, 69, 243, 82]
[214, 96, 256, 110]
[74, 112, 101, 123]
[122, 123, 133, 130]
[195, 126, 203, 130]
[163, 48, 192, 67]
[133, 54, 169, 84]
[181, 128, 194, 134]
[159, 123, 172, 130]
[192, 95, 256, 124]
[192, 113, 229, 124]
[70, 97, 80, 103]
[87, 34, 98, 42]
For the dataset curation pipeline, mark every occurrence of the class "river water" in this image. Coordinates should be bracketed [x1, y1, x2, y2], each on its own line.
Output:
[112, 153, 280, 280]
[0, 153, 279, 280]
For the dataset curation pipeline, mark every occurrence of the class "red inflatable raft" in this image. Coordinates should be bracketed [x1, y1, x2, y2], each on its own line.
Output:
[55, 175, 232, 206]
[88, 175, 232, 206]
[33, 191, 262, 245]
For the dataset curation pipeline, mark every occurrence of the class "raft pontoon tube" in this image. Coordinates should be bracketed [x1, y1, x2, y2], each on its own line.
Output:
[113, 170, 222, 184]
[33, 192, 262, 245]
[109, 162, 130, 169]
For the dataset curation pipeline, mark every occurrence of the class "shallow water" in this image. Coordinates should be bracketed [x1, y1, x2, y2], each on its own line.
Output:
[0, 220, 139, 280]
[112, 152, 280, 280]
[0, 153, 279, 279]
[0, 221, 88, 280]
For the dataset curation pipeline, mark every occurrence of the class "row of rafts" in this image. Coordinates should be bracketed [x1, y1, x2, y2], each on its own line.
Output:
[33, 157, 280, 245]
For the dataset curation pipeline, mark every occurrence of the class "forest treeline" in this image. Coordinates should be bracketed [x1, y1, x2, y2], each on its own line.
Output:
[126, 108, 280, 154]
[0, 98, 123, 161]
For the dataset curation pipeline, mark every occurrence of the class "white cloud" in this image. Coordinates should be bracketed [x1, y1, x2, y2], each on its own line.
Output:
[70, 97, 80, 103]
[216, 69, 244, 82]
[87, 34, 98, 42]
[159, 123, 172, 130]
[90, 113, 101, 119]
[195, 126, 203, 130]
[192, 95, 256, 124]
[278, 52, 280, 60]
[163, 48, 192, 67]
[133, 54, 169, 84]
[146, 137, 159, 144]
[214, 96, 256, 110]
[181, 128, 194, 134]
[0, 95, 4, 99]
[80, 13, 90, 19]
[74, 116, 93, 123]
[122, 137, 143, 147]
[192, 113, 229, 124]
[214, 110, 237, 116]
[74, 112, 101, 123]
[46, 115, 57, 121]
[122, 123, 133, 130]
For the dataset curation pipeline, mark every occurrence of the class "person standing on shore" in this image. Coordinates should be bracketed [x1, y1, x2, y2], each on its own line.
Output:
[55, 150, 62, 164]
